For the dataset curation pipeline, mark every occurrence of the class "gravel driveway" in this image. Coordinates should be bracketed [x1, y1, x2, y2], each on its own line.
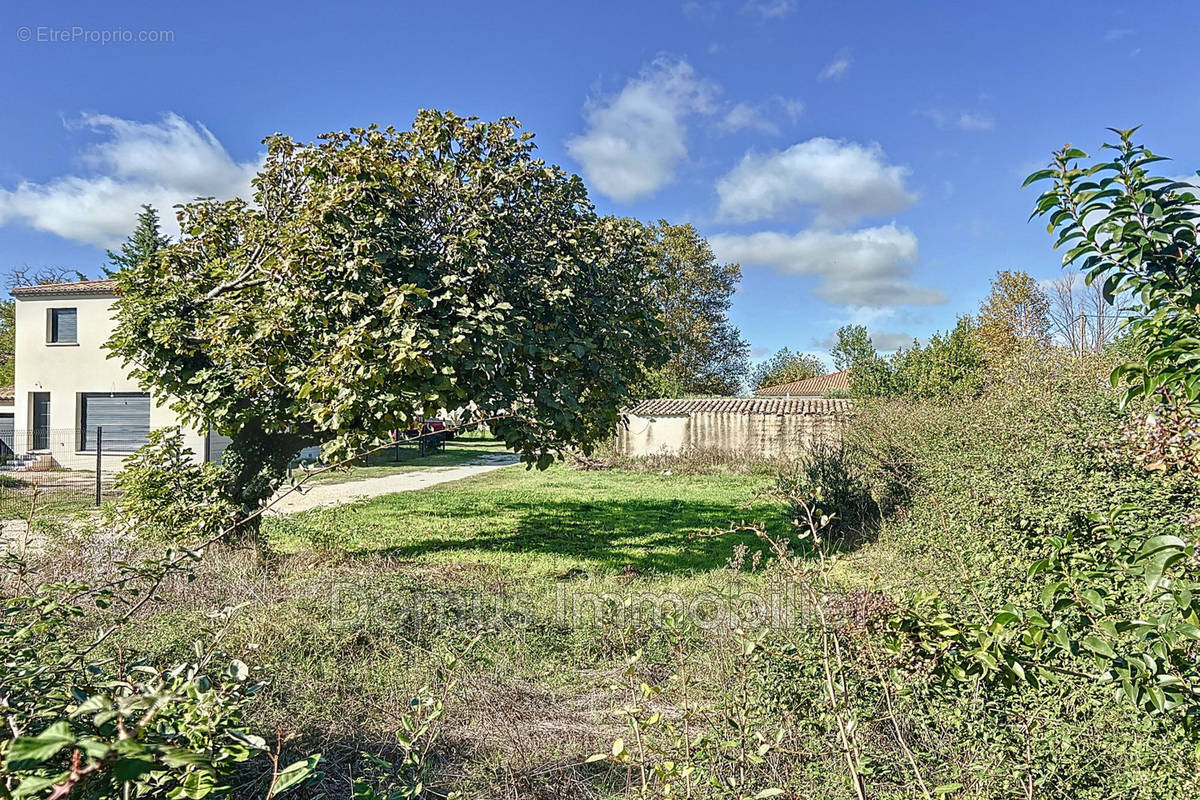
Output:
[266, 453, 520, 515]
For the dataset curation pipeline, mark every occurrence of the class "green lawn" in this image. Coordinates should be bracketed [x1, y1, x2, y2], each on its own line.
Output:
[269, 463, 783, 575]
[302, 436, 511, 485]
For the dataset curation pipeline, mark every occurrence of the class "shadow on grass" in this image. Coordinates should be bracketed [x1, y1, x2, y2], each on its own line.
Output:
[335, 497, 787, 575]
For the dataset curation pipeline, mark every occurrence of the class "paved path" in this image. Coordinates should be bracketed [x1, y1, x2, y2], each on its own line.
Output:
[267, 454, 520, 515]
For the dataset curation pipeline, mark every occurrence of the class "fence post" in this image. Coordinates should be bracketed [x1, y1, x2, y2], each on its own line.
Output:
[94, 426, 103, 506]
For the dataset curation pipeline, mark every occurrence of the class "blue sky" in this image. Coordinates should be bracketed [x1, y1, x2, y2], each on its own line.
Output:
[2, 0, 1197, 368]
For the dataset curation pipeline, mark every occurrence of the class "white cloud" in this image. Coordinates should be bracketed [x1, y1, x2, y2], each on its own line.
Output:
[0, 113, 259, 249]
[777, 96, 805, 122]
[567, 57, 716, 203]
[921, 108, 996, 131]
[818, 56, 851, 81]
[715, 137, 916, 225]
[710, 224, 945, 307]
[956, 111, 995, 131]
[720, 103, 780, 135]
[745, 0, 795, 18]
[869, 331, 916, 351]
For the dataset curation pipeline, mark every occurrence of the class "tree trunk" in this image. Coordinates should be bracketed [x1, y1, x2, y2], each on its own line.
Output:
[219, 419, 312, 551]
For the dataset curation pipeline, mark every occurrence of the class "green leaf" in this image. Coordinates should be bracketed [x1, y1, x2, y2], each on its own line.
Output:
[11, 774, 66, 798]
[269, 754, 322, 797]
[1081, 635, 1117, 660]
[1081, 589, 1105, 614]
[5, 721, 75, 770]
[1144, 550, 1184, 591]
[1138, 535, 1185, 558]
[611, 738, 626, 759]
[1022, 169, 1056, 187]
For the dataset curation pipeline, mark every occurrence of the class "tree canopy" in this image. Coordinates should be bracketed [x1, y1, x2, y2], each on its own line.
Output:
[749, 348, 825, 391]
[639, 221, 748, 397]
[831, 325, 893, 397]
[976, 269, 1051, 357]
[107, 111, 669, 526]
[834, 319, 986, 400]
[829, 324, 875, 373]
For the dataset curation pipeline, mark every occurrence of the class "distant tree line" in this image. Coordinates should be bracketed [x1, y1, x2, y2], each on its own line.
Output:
[830, 267, 1131, 401]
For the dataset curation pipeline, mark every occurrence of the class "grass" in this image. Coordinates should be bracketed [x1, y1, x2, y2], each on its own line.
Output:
[101, 462, 796, 797]
[302, 437, 511, 485]
[0, 472, 108, 520]
[271, 464, 783, 574]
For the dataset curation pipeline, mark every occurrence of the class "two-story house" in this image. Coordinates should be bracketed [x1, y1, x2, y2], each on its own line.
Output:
[7, 279, 228, 468]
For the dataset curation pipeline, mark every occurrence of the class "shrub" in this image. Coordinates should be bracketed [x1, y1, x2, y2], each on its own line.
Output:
[773, 438, 879, 546]
[108, 429, 239, 544]
[840, 350, 1200, 795]
[850, 351, 1199, 602]
[0, 557, 320, 798]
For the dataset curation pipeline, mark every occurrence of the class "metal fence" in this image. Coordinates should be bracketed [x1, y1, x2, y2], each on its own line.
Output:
[0, 423, 454, 519]
[0, 427, 119, 519]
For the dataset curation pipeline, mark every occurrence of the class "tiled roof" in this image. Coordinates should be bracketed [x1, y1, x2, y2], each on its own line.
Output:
[754, 369, 851, 397]
[0, 386, 12, 403]
[11, 279, 119, 297]
[627, 397, 850, 416]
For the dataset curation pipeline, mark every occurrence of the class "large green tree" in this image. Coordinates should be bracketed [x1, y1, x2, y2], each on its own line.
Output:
[108, 112, 668, 533]
[104, 204, 170, 276]
[639, 221, 749, 397]
[976, 268, 1051, 358]
[749, 348, 825, 391]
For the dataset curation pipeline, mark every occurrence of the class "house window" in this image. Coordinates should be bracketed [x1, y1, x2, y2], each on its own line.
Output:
[48, 308, 77, 344]
[80, 393, 150, 452]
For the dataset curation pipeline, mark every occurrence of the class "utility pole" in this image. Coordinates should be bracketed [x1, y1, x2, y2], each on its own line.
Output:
[1078, 310, 1087, 356]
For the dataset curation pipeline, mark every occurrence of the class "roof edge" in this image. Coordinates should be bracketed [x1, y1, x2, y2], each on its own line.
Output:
[11, 279, 120, 298]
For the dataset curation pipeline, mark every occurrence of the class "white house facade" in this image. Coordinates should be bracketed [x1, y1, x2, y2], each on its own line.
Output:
[8, 279, 224, 469]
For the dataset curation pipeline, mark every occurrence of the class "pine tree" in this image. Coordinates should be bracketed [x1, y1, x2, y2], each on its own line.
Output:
[104, 205, 170, 276]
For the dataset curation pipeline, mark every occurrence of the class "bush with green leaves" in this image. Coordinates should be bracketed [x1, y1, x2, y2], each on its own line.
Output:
[861, 130, 1200, 796]
[1027, 127, 1200, 405]
[0, 554, 320, 799]
[108, 429, 239, 544]
[773, 438, 879, 546]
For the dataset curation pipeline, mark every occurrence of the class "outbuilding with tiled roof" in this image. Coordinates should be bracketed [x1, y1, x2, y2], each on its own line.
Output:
[754, 369, 850, 398]
[618, 395, 849, 458]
